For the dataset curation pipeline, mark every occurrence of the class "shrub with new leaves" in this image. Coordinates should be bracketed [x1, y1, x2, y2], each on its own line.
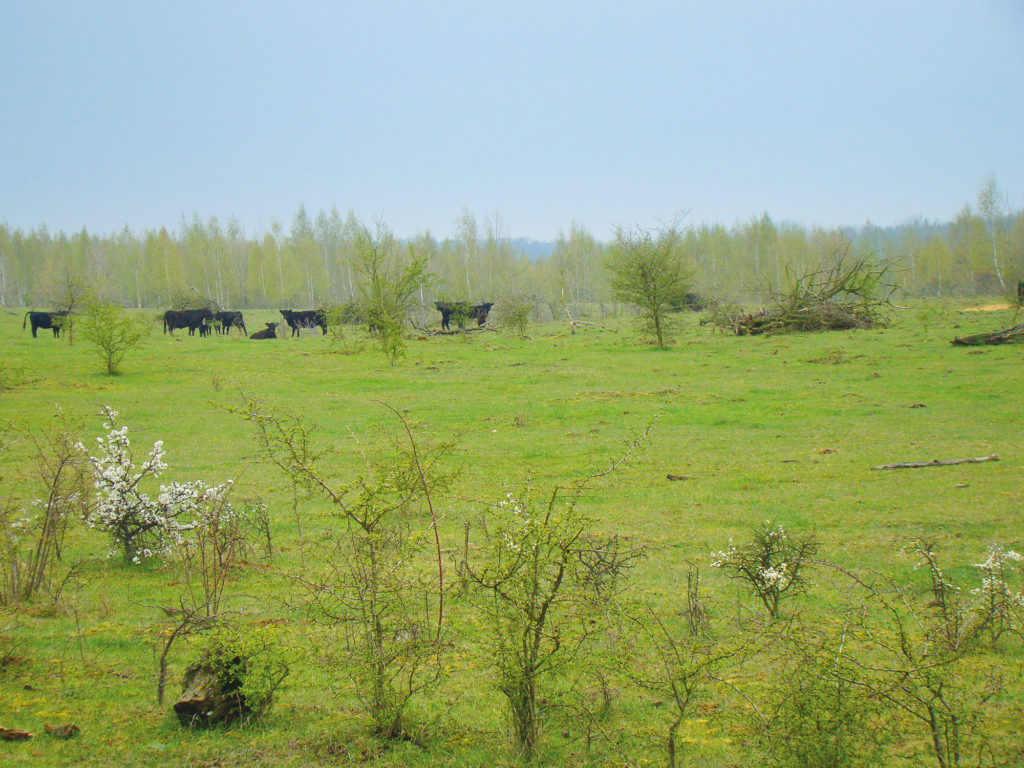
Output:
[239, 397, 449, 739]
[711, 520, 818, 619]
[466, 476, 642, 759]
[78, 407, 233, 563]
[817, 540, 1024, 768]
[177, 622, 290, 726]
[78, 300, 149, 374]
[0, 407, 88, 605]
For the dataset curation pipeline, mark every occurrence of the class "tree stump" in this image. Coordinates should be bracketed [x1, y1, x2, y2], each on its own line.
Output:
[173, 663, 248, 727]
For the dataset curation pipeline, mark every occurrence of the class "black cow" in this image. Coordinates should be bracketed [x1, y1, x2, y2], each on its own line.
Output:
[279, 309, 327, 336]
[1018, 280, 1024, 304]
[163, 308, 214, 336]
[433, 301, 494, 331]
[214, 311, 247, 336]
[23, 310, 70, 338]
[250, 322, 278, 340]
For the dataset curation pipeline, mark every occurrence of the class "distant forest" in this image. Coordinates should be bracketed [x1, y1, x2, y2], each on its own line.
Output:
[3, 187, 1022, 312]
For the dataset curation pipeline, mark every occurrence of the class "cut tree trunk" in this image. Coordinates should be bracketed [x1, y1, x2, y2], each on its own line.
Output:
[951, 324, 1024, 346]
[872, 455, 999, 470]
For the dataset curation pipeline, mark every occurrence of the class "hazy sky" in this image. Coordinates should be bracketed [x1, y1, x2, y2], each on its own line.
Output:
[2, 1, 1022, 241]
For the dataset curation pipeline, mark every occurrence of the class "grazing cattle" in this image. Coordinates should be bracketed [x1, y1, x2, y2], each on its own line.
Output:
[163, 308, 214, 336]
[279, 309, 328, 336]
[250, 322, 278, 340]
[214, 311, 247, 336]
[1018, 280, 1024, 304]
[23, 310, 70, 338]
[433, 301, 494, 331]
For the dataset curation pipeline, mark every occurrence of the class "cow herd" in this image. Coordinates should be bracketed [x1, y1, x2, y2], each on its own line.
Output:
[23, 303, 494, 340]
[161, 309, 248, 336]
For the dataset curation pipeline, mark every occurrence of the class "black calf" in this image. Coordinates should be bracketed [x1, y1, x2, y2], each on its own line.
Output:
[250, 322, 278, 340]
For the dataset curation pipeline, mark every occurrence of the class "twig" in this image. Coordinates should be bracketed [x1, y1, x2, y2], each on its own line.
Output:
[871, 455, 999, 470]
[374, 400, 445, 644]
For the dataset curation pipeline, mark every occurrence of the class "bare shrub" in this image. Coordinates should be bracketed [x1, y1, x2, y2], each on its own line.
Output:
[0, 407, 89, 606]
[238, 397, 450, 739]
[464, 423, 651, 760]
[812, 541, 1024, 768]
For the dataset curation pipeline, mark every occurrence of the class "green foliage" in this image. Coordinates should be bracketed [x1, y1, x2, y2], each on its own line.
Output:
[0, 308, 1022, 766]
[353, 221, 432, 364]
[240, 398, 451, 739]
[465, 425, 648, 759]
[191, 621, 291, 722]
[78, 300, 149, 374]
[0, 362, 32, 391]
[169, 288, 218, 312]
[605, 222, 693, 347]
[499, 293, 533, 337]
[0, 407, 86, 606]
[622, 604, 730, 768]
[756, 643, 891, 768]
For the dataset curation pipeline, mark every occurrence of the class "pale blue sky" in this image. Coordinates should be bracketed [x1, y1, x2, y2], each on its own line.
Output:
[2, 1, 1022, 241]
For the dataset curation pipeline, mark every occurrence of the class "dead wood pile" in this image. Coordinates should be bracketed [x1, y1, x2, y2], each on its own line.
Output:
[734, 247, 896, 335]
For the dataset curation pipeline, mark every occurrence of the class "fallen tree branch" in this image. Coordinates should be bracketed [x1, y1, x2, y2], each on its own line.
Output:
[573, 319, 619, 333]
[871, 455, 999, 470]
[950, 324, 1024, 346]
[418, 327, 495, 337]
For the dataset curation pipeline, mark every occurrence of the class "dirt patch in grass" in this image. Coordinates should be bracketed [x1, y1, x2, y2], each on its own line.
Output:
[961, 303, 1011, 312]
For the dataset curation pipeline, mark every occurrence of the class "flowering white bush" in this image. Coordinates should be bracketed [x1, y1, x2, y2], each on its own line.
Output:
[973, 544, 1024, 640]
[78, 407, 233, 563]
[710, 520, 818, 619]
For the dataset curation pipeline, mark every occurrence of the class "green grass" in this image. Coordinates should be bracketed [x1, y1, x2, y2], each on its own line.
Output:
[1, 303, 1022, 766]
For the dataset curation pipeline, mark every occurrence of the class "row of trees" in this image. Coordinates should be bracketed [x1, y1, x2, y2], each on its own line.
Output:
[2, 180, 1021, 311]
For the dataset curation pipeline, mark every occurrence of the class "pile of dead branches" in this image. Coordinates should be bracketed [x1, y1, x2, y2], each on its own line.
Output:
[734, 246, 897, 335]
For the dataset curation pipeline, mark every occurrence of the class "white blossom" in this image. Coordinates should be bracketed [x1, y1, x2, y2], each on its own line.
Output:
[79, 407, 234, 563]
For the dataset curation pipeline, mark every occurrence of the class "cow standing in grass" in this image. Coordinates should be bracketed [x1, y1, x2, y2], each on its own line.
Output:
[279, 309, 328, 336]
[23, 310, 70, 338]
[163, 309, 214, 336]
[433, 301, 493, 331]
[214, 311, 247, 336]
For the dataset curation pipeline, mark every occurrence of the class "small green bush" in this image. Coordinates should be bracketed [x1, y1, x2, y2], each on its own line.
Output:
[184, 622, 290, 725]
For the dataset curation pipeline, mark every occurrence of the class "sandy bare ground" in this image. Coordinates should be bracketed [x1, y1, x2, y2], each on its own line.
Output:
[961, 303, 1012, 312]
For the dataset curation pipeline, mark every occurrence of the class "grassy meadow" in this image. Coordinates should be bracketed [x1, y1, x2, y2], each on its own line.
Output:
[1, 302, 1022, 766]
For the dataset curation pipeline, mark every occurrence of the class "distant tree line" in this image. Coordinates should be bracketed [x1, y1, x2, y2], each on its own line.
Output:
[2, 180, 1021, 312]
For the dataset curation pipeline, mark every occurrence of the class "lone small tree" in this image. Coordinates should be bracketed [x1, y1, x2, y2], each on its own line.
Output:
[79, 300, 149, 374]
[354, 220, 431, 364]
[605, 220, 693, 348]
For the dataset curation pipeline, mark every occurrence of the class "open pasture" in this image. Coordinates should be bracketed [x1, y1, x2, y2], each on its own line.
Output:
[1, 303, 1022, 766]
